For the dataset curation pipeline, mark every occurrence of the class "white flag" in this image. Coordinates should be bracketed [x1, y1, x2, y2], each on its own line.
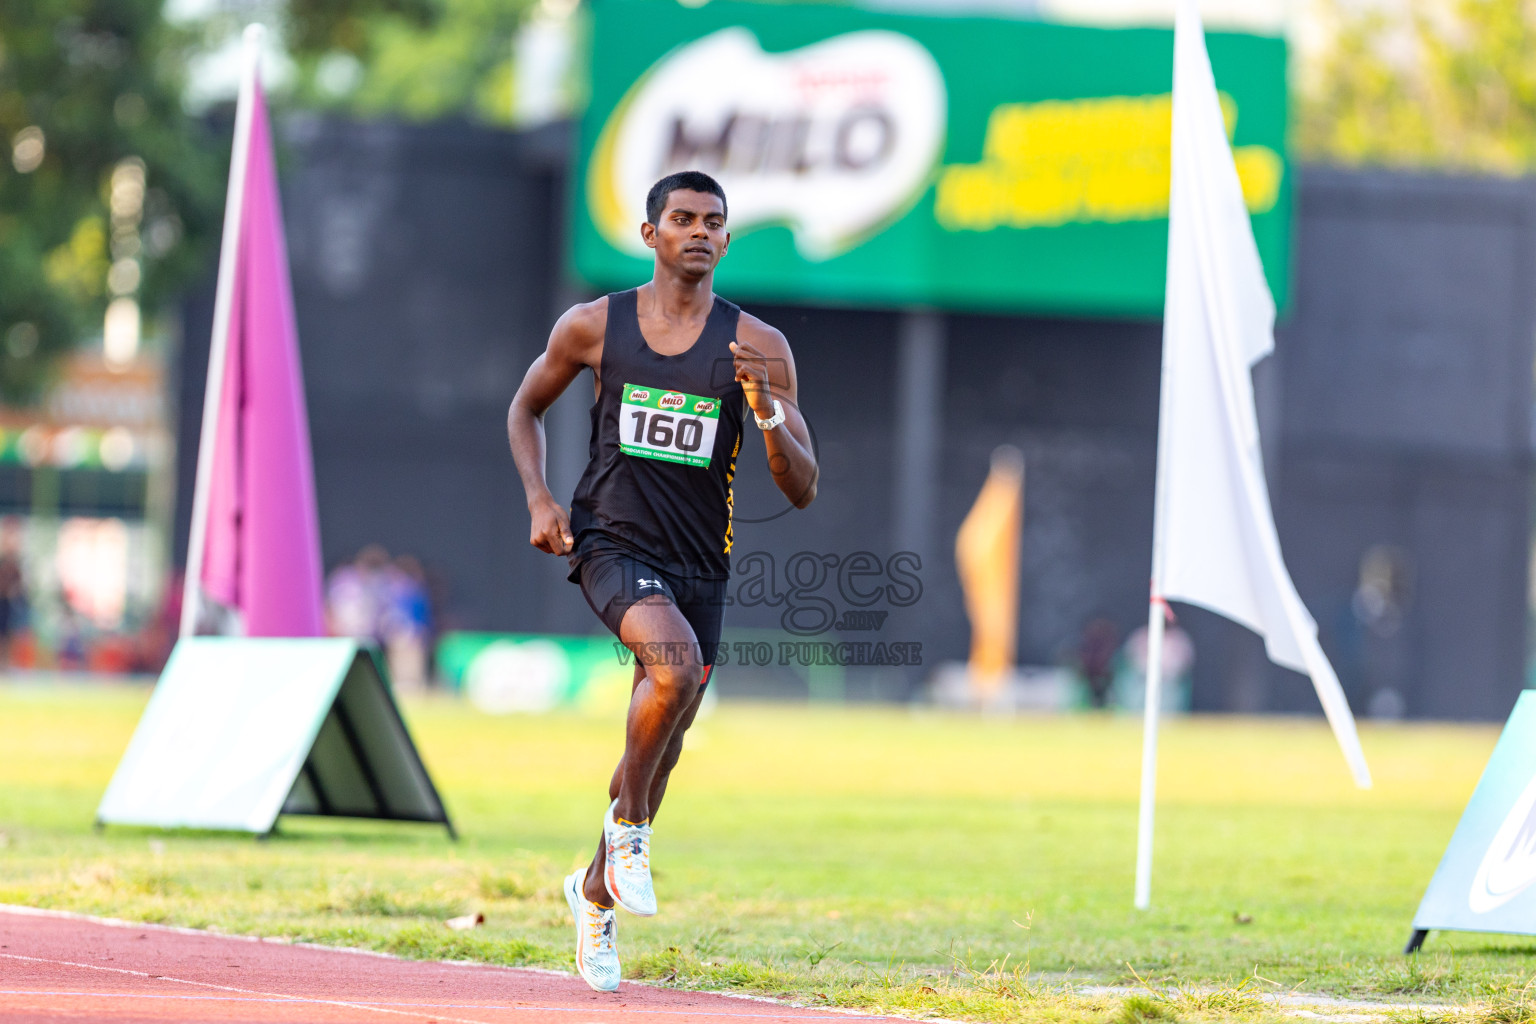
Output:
[1154, 0, 1371, 788]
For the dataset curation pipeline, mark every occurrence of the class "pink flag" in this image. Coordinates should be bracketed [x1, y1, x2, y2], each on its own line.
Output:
[189, 68, 324, 637]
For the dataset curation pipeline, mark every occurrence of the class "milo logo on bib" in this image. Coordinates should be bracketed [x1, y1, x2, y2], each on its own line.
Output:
[619, 382, 721, 468]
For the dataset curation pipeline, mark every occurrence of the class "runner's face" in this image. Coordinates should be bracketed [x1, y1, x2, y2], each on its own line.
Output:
[644, 190, 729, 276]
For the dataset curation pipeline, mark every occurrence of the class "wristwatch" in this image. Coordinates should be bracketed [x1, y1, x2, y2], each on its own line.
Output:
[754, 399, 785, 431]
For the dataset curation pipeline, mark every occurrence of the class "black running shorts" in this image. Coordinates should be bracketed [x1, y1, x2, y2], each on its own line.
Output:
[575, 548, 725, 674]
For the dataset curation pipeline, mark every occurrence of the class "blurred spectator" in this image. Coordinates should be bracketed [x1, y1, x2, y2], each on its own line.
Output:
[134, 571, 184, 674]
[1073, 617, 1121, 708]
[1354, 544, 1414, 719]
[423, 563, 458, 635]
[0, 542, 26, 670]
[56, 602, 86, 671]
[1116, 620, 1194, 713]
[326, 545, 392, 642]
[382, 555, 433, 691]
[325, 545, 439, 689]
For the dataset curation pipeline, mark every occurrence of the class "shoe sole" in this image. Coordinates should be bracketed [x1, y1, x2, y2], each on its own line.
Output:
[565, 873, 619, 993]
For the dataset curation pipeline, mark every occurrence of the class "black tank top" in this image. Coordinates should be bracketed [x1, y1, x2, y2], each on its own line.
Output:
[567, 288, 746, 580]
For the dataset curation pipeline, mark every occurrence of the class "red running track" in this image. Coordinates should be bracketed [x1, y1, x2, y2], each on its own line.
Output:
[0, 907, 907, 1024]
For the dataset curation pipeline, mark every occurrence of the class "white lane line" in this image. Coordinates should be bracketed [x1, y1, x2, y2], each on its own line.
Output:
[0, 903, 402, 959]
[0, 952, 496, 1024]
[0, 902, 577, 978]
[354, 1002, 922, 1021]
[0, 989, 329, 1005]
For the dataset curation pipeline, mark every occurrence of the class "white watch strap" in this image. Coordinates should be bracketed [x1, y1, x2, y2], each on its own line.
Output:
[754, 399, 785, 430]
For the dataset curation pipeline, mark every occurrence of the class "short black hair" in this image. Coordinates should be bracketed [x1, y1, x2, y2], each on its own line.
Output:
[646, 171, 728, 225]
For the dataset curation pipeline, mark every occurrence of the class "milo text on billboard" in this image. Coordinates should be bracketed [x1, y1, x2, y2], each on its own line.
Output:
[576, 0, 1290, 315]
[590, 27, 945, 261]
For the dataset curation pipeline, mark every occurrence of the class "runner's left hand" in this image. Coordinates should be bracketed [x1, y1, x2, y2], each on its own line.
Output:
[730, 340, 775, 420]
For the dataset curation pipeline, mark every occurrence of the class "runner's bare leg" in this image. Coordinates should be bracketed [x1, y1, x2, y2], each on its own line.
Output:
[582, 597, 708, 906]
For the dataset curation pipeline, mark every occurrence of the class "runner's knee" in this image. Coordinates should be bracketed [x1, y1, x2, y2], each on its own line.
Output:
[650, 660, 703, 701]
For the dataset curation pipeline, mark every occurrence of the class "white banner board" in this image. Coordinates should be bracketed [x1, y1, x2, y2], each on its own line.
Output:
[97, 638, 452, 837]
[1408, 690, 1536, 951]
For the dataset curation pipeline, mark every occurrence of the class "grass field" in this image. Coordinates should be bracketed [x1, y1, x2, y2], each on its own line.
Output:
[2, 682, 1533, 1023]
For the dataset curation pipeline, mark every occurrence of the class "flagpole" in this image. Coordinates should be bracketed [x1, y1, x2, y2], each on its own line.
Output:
[1134, 594, 1166, 910]
[180, 24, 264, 637]
[1135, 0, 1188, 912]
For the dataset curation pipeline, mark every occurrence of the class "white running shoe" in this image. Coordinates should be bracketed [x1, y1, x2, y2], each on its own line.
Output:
[603, 800, 657, 916]
[564, 870, 620, 992]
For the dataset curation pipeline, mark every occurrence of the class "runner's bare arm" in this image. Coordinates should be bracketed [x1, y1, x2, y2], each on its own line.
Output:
[508, 298, 607, 555]
[731, 315, 818, 509]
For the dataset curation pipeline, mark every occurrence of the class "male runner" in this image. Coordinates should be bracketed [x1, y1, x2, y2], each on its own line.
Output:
[507, 170, 818, 992]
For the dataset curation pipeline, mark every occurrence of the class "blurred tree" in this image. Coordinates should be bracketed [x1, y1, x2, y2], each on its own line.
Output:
[283, 0, 439, 55]
[0, 0, 468, 405]
[0, 0, 223, 402]
[282, 0, 529, 124]
[1299, 0, 1536, 172]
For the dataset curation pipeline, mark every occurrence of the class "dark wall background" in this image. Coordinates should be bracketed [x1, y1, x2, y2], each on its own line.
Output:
[1272, 171, 1536, 721]
[177, 119, 1536, 720]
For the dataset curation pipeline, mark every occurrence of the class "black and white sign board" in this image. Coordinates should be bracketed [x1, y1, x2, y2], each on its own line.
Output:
[97, 638, 454, 838]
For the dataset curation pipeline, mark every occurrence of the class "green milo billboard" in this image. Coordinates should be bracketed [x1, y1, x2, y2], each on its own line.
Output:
[573, 0, 1289, 315]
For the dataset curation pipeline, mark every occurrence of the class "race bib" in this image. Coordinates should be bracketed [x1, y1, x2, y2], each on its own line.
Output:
[619, 383, 721, 468]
